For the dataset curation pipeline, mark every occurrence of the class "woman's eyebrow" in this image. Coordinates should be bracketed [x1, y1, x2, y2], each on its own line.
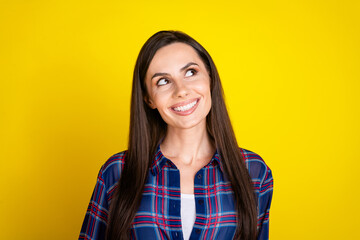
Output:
[180, 62, 198, 71]
[151, 62, 199, 80]
[151, 72, 170, 80]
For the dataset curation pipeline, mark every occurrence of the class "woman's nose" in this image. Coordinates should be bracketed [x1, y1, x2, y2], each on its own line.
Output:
[173, 81, 190, 98]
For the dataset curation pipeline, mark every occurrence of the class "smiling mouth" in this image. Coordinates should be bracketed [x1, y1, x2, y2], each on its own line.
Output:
[173, 99, 198, 112]
[169, 98, 200, 115]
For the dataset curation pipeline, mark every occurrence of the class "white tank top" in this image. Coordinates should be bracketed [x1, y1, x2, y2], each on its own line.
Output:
[181, 193, 196, 240]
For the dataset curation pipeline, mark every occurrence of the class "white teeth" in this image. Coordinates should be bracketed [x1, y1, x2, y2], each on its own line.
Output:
[173, 100, 197, 112]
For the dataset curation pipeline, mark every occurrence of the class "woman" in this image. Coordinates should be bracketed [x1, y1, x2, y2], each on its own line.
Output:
[79, 31, 273, 240]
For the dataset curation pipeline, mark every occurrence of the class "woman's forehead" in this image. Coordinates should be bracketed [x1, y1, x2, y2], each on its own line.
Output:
[147, 43, 204, 74]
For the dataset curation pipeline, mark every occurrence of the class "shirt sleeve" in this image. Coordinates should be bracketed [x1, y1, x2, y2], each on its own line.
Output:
[257, 167, 273, 240]
[79, 167, 109, 240]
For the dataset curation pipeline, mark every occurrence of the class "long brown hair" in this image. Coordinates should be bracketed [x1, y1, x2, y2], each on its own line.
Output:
[106, 31, 257, 240]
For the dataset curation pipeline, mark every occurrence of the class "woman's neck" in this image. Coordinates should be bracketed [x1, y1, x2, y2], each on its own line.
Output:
[160, 121, 215, 166]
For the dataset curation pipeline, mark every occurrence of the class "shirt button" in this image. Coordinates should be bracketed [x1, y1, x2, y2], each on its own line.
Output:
[175, 232, 179, 238]
[197, 174, 202, 179]
[195, 229, 201, 234]
[198, 199, 204, 205]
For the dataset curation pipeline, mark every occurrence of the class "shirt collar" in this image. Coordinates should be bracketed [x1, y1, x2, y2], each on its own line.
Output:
[150, 144, 224, 175]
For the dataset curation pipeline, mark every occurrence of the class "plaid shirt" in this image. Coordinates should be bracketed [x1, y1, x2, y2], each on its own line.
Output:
[79, 145, 273, 240]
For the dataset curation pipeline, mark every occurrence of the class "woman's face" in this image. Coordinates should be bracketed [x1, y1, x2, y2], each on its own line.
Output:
[145, 42, 212, 130]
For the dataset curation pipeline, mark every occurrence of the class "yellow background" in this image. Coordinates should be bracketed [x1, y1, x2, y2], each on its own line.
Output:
[1, 0, 359, 239]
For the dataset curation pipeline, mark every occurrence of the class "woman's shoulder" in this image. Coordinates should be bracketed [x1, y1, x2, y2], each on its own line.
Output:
[239, 148, 272, 183]
[97, 150, 127, 187]
[102, 150, 127, 171]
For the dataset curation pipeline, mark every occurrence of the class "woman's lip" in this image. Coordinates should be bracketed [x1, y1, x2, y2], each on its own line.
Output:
[169, 98, 200, 116]
[169, 98, 200, 109]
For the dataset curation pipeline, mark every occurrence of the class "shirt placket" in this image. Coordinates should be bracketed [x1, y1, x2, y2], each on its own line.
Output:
[163, 162, 183, 240]
[190, 168, 207, 239]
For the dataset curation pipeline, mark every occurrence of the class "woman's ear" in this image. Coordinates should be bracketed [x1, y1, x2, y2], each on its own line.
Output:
[144, 96, 156, 109]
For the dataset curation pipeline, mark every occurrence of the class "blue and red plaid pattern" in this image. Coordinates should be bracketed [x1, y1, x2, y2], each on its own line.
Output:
[79, 145, 273, 240]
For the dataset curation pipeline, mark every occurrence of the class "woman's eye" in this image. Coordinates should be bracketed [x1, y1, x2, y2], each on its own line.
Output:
[157, 78, 168, 86]
[185, 69, 196, 77]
